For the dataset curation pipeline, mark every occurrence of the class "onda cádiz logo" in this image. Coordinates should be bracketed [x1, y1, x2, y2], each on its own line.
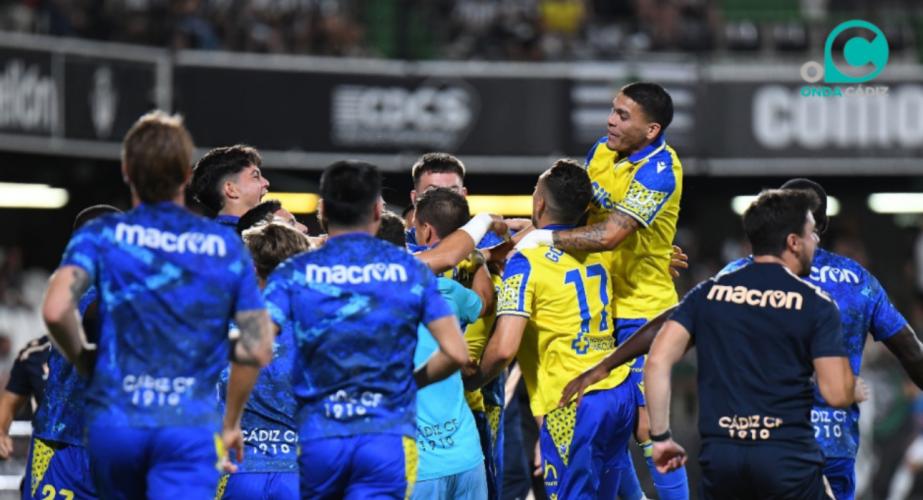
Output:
[800, 20, 889, 97]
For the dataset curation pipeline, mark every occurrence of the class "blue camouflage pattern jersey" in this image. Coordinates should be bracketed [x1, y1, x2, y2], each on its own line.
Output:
[32, 288, 98, 445]
[217, 326, 297, 472]
[59, 202, 265, 429]
[720, 248, 907, 457]
[263, 232, 453, 440]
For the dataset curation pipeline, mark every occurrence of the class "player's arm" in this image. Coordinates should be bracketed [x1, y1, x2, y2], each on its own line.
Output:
[644, 320, 692, 473]
[464, 315, 528, 391]
[471, 265, 495, 317]
[415, 315, 470, 389]
[814, 357, 855, 408]
[0, 390, 27, 460]
[559, 305, 677, 406]
[230, 309, 273, 368]
[884, 326, 923, 390]
[417, 214, 508, 273]
[41, 266, 95, 375]
[516, 210, 640, 252]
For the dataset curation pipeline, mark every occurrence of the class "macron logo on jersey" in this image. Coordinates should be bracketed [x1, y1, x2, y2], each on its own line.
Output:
[115, 223, 227, 257]
[810, 266, 860, 284]
[707, 284, 804, 310]
[305, 263, 408, 285]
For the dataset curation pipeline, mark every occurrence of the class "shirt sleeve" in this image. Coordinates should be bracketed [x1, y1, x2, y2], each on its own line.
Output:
[453, 282, 483, 326]
[865, 272, 909, 342]
[810, 296, 847, 359]
[262, 266, 291, 330]
[59, 224, 100, 283]
[5, 354, 33, 396]
[419, 264, 454, 325]
[233, 246, 265, 313]
[496, 252, 534, 318]
[716, 257, 752, 279]
[668, 280, 710, 338]
[615, 151, 678, 227]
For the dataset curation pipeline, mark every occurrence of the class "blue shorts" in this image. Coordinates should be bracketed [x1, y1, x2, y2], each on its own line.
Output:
[411, 463, 487, 500]
[87, 424, 220, 500]
[823, 457, 855, 500]
[615, 318, 648, 406]
[24, 438, 97, 500]
[540, 382, 636, 499]
[216, 471, 298, 499]
[473, 406, 504, 500]
[699, 440, 826, 500]
[299, 434, 417, 499]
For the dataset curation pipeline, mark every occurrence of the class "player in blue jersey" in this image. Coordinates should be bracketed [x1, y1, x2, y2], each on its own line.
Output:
[217, 221, 313, 499]
[23, 204, 121, 500]
[646, 189, 855, 499]
[41, 111, 273, 499]
[262, 160, 469, 499]
[718, 178, 923, 500]
[190, 145, 270, 228]
[408, 188, 488, 499]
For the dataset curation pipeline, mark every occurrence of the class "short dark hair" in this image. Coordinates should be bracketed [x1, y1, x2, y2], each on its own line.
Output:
[743, 189, 820, 257]
[74, 204, 121, 230]
[376, 211, 406, 247]
[415, 187, 471, 239]
[236, 199, 283, 235]
[620, 82, 674, 133]
[320, 160, 381, 228]
[780, 178, 828, 235]
[541, 159, 593, 225]
[122, 111, 195, 203]
[411, 152, 466, 188]
[242, 223, 311, 280]
[190, 145, 262, 217]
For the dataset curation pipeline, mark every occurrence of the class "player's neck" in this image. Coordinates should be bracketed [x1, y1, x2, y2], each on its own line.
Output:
[220, 202, 249, 218]
[753, 254, 801, 275]
[327, 224, 376, 238]
[130, 189, 185, 208]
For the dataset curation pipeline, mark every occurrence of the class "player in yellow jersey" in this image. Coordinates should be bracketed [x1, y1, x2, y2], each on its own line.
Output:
[517, 81, 687, 499]
[467, 160, 635, 499]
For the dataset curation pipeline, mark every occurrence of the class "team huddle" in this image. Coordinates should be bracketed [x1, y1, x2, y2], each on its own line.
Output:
[24, 81, 923, 500]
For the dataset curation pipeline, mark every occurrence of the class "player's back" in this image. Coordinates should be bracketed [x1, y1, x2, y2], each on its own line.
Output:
[499, 242, 629, 417]
[62, 202, 261, 428]
[684, 263, 839, 446]
[265, 232, 449, 440]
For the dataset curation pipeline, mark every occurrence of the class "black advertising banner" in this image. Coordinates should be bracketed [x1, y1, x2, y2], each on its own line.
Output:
[174, 66, 571, 156]
[63, 56, 159, 142]
[699, 81, 923, 158]
[0, 47, 56, 137]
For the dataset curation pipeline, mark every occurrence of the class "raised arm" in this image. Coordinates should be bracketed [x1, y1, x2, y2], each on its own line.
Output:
[41, 266, 95, 375]
[884, 326, 923, 390]
[417, 214, 508, 273]
[415, 315, 469, 389]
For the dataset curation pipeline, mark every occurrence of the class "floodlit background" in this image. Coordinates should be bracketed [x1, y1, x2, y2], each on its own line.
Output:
[0, 0, 922, 498]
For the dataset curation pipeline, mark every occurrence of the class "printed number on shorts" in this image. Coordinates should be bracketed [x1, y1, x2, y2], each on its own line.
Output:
[42, 485, 74, 500]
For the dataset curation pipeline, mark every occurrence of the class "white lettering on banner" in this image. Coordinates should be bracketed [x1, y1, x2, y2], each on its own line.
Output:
[115, 223, 227, 257]
[707, 284, 803, 310]
[305, 263, 407, 285]
[809, 265, 860, 284]
[0, 60, 57, 133]
[753, 85, 923, 149]
[122, 374, 196, 407]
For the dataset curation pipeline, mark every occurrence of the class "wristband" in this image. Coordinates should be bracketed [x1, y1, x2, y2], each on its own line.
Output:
[650, 429, 672, 442]
[460, 213, 493, 245]
[513, 229, 554, 251]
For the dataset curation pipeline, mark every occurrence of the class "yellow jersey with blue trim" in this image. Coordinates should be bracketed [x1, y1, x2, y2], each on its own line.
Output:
[584, 134, 682, 319]
[496, 233, 630, 416]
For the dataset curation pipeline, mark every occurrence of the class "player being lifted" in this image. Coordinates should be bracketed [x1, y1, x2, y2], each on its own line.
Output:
[517, 81, 688, 499]
[41, 111, 273, 498]
[467, 160, 636, 498]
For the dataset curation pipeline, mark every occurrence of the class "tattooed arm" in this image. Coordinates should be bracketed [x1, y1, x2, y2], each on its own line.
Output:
[552, 209, 640, 252]
[41, 266, 94, 373]
[231, 309, 273, 368]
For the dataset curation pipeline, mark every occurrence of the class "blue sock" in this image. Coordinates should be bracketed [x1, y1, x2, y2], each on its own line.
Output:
[640, 440, 688, 500]
[616, 447, 644, 500]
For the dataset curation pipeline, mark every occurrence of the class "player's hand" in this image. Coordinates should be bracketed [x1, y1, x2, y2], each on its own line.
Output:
[669, 245, 689, 279]
[488, 216, 511, 242]
[514, 229, 553, 252]
[461, 359, 479, 379]
[0, 434, 13, 459]
[220, 425, 244, 474]
[854, 376, 870, 403]
[652, 439, 687, 473]
[504, 218, 533, 232]
[559, 364, 608, 408]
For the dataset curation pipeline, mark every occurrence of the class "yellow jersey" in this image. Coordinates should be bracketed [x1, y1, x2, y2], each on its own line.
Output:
[584, 135, 682, 319]
[463, 273, 502, 413]
[496, 234, 630, 416]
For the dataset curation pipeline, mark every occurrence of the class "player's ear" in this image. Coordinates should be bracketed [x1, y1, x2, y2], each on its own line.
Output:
[373, 198, 383, 222]
[317, 199, 327, 231]
[120, 163, 130, 185]
[646, 122, 662, 141]
[223, 178, 239, 201]
[410, 189, 418, 206]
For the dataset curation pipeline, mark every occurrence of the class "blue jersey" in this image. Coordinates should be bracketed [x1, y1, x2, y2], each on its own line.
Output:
[215, 214, 240, 229]
[217, 326, 297, 472]
[415, 277, 483, 481]
[672, 263, 845, 447]
[263, 232, 453, 441]
[720, 249, 907, 457]
[59, 202, 265, 429]
[32, 288, 97, 445]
